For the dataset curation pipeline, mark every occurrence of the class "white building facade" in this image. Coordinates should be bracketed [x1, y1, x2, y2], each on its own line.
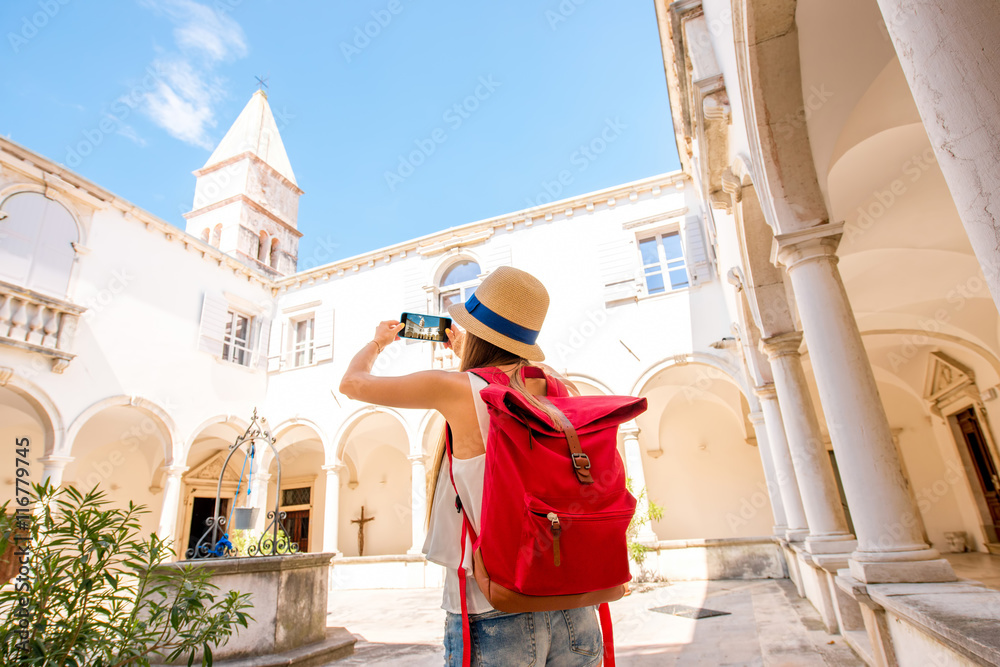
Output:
[3, 1, 1000, 656]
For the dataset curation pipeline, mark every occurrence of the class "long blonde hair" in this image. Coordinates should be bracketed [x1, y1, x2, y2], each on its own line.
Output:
[424, 333, 562, 527]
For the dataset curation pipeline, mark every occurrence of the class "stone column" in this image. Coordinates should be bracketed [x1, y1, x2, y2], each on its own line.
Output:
[38, 455, 74, 487]
[621, 422, 658, 543]
[157, 465, 188, 551]
[408, 455, 427, 554]
[876, 0, 1000, 312]
[775, 225, 955, 582]
[322, 464, 343, 555]
[747, 410, 788, 535]
[762, 332, 856, 555]
[754, 385, 810, 542]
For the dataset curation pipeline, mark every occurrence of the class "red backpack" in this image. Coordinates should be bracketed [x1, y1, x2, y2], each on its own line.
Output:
[446, 366, 648, 667]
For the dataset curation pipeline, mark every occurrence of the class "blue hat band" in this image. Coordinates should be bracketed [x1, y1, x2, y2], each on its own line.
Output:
[464, 293, 539, 345]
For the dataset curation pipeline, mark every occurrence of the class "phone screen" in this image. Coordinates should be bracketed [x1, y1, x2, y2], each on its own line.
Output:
[399, 313, 451, 342]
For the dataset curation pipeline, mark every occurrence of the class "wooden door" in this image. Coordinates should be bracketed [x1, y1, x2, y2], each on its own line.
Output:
[284, 509, 310, 553]
[957, 408, 1000, 533]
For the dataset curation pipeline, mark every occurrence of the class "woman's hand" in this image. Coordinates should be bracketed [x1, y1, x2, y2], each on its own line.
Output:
[444, 325, 465, 359]
[374, 320, 404, 351]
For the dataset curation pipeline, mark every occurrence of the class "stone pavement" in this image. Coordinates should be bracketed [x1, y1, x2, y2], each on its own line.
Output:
[324, 580, 863, 666]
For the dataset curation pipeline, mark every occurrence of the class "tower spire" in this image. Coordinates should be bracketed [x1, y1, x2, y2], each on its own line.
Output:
[183, 90, 303, 276]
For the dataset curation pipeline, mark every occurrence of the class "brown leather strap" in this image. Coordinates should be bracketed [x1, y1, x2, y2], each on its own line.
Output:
[538, 396, 594, 484]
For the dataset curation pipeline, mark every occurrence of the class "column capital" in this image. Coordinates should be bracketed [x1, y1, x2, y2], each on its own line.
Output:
[760, 331, 804, 360]
[407, 454, 426, 465]
[160, 464, 189, 479]
[38, 455, 74, 468]
[772, 222, 844, 270]
[754, 383, 778, 400]
[620, 422, 640, 439]
[322, 463, 346, 474]
[748, 411, 766, 426]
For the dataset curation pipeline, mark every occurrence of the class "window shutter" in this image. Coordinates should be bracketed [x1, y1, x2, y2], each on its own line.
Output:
[269, 319, 284, 372]
[253, 317, 272, 370]
[402, 266, 429, 314]
[683, 216, 712, 286]
[315, 308, 335, 363]
[598, 238, 639, 304]
[197, 292, 228, 357]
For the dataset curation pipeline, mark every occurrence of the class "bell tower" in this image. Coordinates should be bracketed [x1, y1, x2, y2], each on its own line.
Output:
[184, 89, 303, 275]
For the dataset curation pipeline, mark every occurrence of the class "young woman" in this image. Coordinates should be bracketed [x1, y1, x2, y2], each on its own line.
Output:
[339, 266, 604, 666]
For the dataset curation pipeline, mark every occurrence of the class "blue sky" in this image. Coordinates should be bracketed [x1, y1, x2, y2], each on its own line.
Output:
[2, 0, 680, 267]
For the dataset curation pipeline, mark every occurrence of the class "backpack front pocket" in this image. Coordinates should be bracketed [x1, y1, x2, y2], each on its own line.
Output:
[514, 495, 635, 596]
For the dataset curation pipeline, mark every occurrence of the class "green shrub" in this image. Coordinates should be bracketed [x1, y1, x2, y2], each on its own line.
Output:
[0, 481, 253, 666]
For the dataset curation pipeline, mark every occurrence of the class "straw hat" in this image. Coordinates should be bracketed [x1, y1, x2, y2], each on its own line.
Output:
[447, 266, 548, 361]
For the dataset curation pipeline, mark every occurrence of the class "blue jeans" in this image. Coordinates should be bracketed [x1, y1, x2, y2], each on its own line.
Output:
[444, 606, 603, 666]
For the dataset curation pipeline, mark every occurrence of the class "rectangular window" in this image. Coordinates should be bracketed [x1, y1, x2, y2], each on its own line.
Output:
[293, 317, 315, 367]
[222, 311, 252, 366]
[638, 231, 689, 295]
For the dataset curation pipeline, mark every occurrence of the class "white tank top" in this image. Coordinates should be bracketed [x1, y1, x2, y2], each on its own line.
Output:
[421, 373, 493, 614]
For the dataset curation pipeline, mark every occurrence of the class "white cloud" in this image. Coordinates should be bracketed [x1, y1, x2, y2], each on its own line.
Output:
[139, 58, 220, 149]
[136, 0, 248, 149]
[116, 123, 148, 147]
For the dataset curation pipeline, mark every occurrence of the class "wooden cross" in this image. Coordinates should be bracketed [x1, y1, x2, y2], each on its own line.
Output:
[351, 506, 375, 556]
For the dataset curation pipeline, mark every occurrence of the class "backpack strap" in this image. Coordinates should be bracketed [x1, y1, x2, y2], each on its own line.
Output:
[599, 602, 616, 666]
[469, 365, 570, 397]
[444, 424, 479, 667]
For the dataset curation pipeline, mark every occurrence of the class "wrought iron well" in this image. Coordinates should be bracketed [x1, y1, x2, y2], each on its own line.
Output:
[186, 409, 299, 559]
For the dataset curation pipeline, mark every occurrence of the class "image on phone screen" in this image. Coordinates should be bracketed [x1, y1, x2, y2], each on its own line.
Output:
[399, 312, 451, 342]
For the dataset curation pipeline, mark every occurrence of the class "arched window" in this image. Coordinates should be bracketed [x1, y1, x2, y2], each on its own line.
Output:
[257, 231, 269, 262]
[210, 224, 222, 247]
[269, 238, 280, 269]
[0, 192, 78, 297]
[438, 260, 481, 313]
[200, 228, 210, 243]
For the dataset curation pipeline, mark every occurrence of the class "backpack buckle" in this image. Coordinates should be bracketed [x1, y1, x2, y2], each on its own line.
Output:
[455, 494, 463, 513]
[572, 453, 591, 470]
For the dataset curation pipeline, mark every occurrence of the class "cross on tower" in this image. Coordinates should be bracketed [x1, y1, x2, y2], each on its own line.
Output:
[255, 75, 269, 93]
[351, 505, 375, 556]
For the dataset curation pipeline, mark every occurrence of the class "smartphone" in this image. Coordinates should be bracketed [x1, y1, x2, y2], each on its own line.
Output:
[399, 312, 451, 342]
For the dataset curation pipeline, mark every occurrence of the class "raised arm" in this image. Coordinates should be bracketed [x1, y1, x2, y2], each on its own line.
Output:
[339, 320, 467, 411]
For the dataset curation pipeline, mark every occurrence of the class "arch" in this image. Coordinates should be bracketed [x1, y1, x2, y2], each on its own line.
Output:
[182, 413, 250, 464]
[258, 417, 330, 470]
[332, 406, 413, 464]
[430, 248, 485, 286]
[564, 373, 616, 396]
[416, 409, 445, 458]
[630, 352, 752, 402]
[269, 238, 279, 269]
[65, 395, 178, 463]
[0, 373, 63, 457]
[0, 190, 81, 297]
[200, 228, 210, 243]
[257, 231, 269, 262]
[210, 224, 222, 247]
[732, 0, 830, 234]
[0, 182, 87, 245]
